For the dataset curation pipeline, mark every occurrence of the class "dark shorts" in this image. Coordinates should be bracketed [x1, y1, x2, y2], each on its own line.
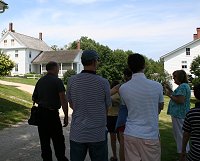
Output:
[107, 116, 118, 133]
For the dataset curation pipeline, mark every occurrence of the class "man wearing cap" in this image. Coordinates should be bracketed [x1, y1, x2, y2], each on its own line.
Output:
[67, 50, 112, 161]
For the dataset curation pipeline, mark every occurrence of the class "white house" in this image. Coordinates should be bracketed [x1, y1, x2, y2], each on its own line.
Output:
[0, 23, 83, 76]
[161, 27, 200, 90]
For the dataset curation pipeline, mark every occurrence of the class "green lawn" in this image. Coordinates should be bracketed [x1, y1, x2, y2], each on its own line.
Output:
[0, 84, 32, 130]
[0, 77, 37, 85]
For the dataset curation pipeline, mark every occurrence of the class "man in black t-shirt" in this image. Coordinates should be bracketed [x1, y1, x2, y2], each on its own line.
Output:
[32, 61, 69, 161]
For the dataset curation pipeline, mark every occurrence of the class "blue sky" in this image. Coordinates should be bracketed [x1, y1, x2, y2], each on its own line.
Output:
[1, 0, 200, 60]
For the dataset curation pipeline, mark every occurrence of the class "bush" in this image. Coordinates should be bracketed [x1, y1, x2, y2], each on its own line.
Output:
[63, 70, 76, 85]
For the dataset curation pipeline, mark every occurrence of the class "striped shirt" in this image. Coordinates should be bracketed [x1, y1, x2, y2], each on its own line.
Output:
[119, 73, 164, 139]
[67, 70, 111, 142]
[182, 103, 200, 161]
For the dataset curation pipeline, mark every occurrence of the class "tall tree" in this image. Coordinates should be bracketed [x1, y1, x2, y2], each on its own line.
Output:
[0, 50, 14, 76]
[190, 55, 200, 86]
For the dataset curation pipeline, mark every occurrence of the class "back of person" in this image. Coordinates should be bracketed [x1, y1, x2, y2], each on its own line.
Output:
[121, 74, 162, 139]
[35, 74, 62, 108]
[68, 72, 109, 142]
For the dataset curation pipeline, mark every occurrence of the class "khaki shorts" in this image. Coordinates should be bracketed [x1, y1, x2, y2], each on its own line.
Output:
[124, 134, 161, 161]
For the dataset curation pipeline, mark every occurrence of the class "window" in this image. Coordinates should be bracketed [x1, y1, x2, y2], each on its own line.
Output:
[181, 61, 187, 64]
[29, 64, 31, 72]
[15, 50, 18, 57]
[4, 40, 7, 46]
[29, 51, 32, 58]
[182, 65, 187, 69]
[11, 39, 14, 46]
[15, 64, 18, 72]
[186, 48, 190, 55]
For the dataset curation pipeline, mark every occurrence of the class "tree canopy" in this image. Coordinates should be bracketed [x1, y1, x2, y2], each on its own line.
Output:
[66, 36, 167, 83]
[190, 55, 200, 86]
[0, 50, 14, 76]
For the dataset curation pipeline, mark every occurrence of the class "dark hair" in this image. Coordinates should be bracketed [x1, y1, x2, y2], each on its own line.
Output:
[81, 60, 95, 66]
[46, 61, 58, 71]
[111, 80, 120, 88]
[128, 54, 145, 73]
[173, 70, 188, 83]
[123, 67, 132, 77]
[193, 84, 200, 100]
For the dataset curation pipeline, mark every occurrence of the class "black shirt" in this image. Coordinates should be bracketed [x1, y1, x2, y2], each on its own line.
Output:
[32, 73, 65, 109]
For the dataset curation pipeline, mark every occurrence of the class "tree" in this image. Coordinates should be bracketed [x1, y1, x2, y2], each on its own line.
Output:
[190, 55, 200, 86]
[63, 69, 76, 85]
[0, 50, 14, 76]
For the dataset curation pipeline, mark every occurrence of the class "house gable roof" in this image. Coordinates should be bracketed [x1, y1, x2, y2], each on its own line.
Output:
[3, 31, 52, 51]
[160, 38, 200, 59]
[32, 49, 82, 64]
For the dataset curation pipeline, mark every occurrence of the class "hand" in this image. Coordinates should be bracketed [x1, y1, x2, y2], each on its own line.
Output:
[110, 84, 121, 96]
[63, 115, 68, 127]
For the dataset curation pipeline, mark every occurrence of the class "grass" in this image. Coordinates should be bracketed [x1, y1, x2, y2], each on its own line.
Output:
[0, 84, 32, 130]
[0, 77, 37, 85]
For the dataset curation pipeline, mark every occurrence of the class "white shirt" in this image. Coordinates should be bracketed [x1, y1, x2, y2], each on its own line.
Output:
[119, 73, 163, 139]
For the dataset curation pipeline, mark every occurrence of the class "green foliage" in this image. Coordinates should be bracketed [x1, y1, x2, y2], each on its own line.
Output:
[63, 69, 76, 85]
[67, 36, 166, 83]
[0, 51, 14, 76]
[190, 55, 200, 86]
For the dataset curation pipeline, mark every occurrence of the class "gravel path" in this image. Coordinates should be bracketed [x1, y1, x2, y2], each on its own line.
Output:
[0, 80, 115, 161]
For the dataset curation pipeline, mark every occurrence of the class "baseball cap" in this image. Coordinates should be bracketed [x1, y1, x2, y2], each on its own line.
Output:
[81, 50, 99, 62]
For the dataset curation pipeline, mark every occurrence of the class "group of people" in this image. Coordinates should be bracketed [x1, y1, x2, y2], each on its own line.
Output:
[32, 49, 200, 161]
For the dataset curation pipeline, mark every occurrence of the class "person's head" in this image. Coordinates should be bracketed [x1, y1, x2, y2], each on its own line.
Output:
[46, 61, 59, 76]
[123, 67, 132, 82]
[111, 80, 120, 88]
[172, 70, 188, 85]
[193, 84, 200, 100]
[81, 50, 99, 70]
[128, 54, 145, 74]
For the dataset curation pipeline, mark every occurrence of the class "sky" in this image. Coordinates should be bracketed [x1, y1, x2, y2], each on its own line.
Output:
[1, 0, 200, 60]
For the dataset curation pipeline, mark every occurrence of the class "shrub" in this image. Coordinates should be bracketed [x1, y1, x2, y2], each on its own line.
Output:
[63, 70, 76, 85]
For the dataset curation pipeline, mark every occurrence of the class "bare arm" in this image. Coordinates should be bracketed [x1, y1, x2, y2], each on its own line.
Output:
[179, 131, 190, 161]
[170, 95, 185, 104]
[59, 91, 68, 126]
[166, 89, 185, 104]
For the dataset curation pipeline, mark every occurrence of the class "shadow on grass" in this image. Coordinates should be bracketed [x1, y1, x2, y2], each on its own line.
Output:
[159, 120, 177, 161]
[0, 97, 30, 130]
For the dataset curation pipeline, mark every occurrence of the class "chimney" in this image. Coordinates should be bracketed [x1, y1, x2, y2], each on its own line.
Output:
[77, 40, 80, 49]
[9, 23, 13, 32]
[193, 34, 198, 40]
[197, 28, 200, 39]
[39, 32, 42, 40]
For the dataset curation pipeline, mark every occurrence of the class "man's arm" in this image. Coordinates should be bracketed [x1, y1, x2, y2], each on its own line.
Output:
[180, 131, 190, 161]
[59, 91, 68, 126]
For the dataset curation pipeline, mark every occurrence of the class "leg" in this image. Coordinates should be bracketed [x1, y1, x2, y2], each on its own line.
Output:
[51, 115, 68, 161]
[139, 138, 161, 161]
[172, 117, 190, 153]
[119, 132, 125, 161]
[124, 135, 141, 161]
[38, 125, 52, 161]
[110, 132, 117, 160]
[89, 140, 108, 161]
[70, 140, 88, 161]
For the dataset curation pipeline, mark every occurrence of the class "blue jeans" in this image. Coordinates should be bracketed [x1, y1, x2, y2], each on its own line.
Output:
[70, 139, 108, 161]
